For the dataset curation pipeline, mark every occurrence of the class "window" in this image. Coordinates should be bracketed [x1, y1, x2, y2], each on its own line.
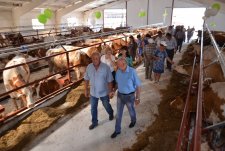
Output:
[104, 9, 126, 29]
[32, 19, 44, 30]
[67, 17, 77, 27]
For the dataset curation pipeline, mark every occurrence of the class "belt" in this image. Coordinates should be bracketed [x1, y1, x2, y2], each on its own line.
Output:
[166, 48, 174, 51]
[119, 91, 135, 95]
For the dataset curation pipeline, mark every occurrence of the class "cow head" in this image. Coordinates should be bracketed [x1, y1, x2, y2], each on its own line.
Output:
[32, 74, 63, 99]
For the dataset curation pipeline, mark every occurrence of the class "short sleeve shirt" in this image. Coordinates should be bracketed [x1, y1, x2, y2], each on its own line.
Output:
[116, 66, 141, 94]
[84, 62, 113, 98]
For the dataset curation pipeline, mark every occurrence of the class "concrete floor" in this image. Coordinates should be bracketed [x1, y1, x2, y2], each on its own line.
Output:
[23, 49, 184, 151]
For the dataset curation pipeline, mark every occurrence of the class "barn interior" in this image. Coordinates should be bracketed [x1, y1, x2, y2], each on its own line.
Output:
[0, 0, 225, 151]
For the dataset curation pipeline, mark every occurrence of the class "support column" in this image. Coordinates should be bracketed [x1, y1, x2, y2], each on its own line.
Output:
[170, 0, 175, 25]
[12, 8, 20, 27]
[126, 1, 127, 27]
[147, 0, 149, 25]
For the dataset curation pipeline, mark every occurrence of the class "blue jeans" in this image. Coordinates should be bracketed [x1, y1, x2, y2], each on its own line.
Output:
[115, 92, 136, 133]
[90, 95, 114, 125]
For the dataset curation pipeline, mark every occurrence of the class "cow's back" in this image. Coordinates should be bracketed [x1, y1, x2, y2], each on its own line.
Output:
[46, 46, 82, 69]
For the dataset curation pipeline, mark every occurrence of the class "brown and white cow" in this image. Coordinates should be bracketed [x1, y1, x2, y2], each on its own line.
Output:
[170, 44, 225, 122]
[3, 55, 34, 109]
[3, 55, 67, 110]
[46, 45, 93, 80]
[34, 74, 67, 99]
[170, 44, 225, 148]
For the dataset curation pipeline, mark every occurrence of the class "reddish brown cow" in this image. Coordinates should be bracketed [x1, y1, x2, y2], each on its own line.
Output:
[28, 48, 48, 58]
[214, 34, 225, 47]
[34, 74, 68, 98]
[102, 36, 127, 55]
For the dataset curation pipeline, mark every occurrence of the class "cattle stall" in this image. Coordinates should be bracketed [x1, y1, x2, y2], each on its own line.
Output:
[0, 25, 166, 137]
[0, 24, 106, 48]
[175, 23, 225, 150]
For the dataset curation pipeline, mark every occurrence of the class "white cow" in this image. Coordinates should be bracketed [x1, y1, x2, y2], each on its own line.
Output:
[3, 55, 34, 109]
[3, 54, 65, 110]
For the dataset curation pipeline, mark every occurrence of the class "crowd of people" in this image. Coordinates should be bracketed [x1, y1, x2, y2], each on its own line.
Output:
[83, 24, 195, 139]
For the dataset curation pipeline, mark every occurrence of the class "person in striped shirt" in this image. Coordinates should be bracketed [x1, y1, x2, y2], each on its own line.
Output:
[143, 38, 156, 80]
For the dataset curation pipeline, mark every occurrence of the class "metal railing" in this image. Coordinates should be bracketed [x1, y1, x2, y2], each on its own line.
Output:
[0, 28, 131, 58]
[176, 53, 197, 151]
[0, 25, 106, 48]
[205, 24, 225, 78]
[193, 23, 204, 151]
[175, 23, 205, 151]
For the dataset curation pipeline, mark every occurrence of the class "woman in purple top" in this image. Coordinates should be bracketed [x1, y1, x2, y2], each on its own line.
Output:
[153, 41, 174, 83]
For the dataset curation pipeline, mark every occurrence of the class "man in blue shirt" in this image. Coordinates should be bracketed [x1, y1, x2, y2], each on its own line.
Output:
[111, 57, 141, 138]
[84, 52, 114, 130]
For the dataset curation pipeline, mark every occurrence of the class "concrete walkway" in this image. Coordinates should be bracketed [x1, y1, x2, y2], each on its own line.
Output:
[23, 50, 184, 151]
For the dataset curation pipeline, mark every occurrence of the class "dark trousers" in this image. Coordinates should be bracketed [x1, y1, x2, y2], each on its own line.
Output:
[112, 71, 116, 89]
[177, 39, 184, 52]
[90, 95, 114, 125]
[166, 49, 174, 70]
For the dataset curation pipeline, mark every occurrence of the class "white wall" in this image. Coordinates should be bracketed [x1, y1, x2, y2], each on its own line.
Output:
[20, 10, 55, 27]
[205, 12, 225, 31]
[84, 10, 104, 27]
[61, 12, 84, 26]
[127, 0, 148, 28]
[0, 11, 13, 28]
[126, 0, 225, 31]
[0, 0, 224, 31]
[127, 0, 199, 28]
[83, 2, 126, 28]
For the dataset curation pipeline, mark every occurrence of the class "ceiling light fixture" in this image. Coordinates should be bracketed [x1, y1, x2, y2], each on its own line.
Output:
[74, 0, 83, 5]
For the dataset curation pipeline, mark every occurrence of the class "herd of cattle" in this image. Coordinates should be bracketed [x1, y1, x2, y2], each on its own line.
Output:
[0, 27, 166, 115]
[0, 26, 95, 47]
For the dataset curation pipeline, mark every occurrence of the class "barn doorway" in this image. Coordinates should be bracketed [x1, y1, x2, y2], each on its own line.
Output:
[172, 8, 205, 40]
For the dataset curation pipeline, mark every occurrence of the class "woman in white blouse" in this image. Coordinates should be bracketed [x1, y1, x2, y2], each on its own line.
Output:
[101, 47, 116, 89]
